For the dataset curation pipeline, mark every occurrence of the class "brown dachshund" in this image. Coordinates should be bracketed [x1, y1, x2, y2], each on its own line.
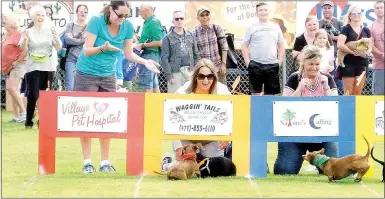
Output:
[303, 136, 371, 182]
[154, 143, 201, 180]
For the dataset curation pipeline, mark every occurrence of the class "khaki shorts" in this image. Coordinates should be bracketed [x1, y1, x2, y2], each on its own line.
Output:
[10, 63, 26, 79]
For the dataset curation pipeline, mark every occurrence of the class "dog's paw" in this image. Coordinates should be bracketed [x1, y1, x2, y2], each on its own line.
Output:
[354, 178, 362, 182]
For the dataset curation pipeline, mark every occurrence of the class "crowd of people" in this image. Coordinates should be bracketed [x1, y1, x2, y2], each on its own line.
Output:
[1, 1, 383, 175]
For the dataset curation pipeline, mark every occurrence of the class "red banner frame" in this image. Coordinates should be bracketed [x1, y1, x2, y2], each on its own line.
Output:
[38, 91, 144, 175]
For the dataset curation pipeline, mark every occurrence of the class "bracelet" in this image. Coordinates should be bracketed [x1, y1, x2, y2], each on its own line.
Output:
[99, 46, 104, 53]
[142, 43, 145, 48]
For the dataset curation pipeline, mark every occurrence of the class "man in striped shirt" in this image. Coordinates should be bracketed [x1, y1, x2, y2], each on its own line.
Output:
[192, 7, 228, 84]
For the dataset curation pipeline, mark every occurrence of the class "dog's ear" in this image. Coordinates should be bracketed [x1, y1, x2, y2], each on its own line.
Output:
[193, 144, 199, 151]
[320, 148, 325, 154]
[302, 154, 307, 159]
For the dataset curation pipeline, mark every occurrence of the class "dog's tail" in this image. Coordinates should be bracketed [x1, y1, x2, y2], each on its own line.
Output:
[370, 147, 385, 165]
[363, 136, 370, 158]
[153, 171, 167, 175]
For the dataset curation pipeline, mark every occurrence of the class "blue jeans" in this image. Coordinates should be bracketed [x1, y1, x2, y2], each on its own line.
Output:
[372, 69, 384, 95]
[273, 142, 338, 175]
[65, 61, 77, 91]
[116, 52, 123, 82]
[138, 52, 160, 89]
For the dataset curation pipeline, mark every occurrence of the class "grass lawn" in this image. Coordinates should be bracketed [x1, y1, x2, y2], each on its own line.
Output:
[1, 110, 384, 198]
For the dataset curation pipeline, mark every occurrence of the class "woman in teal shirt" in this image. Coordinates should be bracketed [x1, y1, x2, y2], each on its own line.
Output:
[74, 1, 159, 174]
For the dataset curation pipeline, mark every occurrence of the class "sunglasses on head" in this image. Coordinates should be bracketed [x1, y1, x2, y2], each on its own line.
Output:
[113, 9, 129, 19]
[197, 73, 215, 80]
[174, 17, 184, 21]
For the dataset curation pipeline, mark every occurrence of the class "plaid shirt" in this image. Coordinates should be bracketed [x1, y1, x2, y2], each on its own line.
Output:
[193, 24, 228, 68]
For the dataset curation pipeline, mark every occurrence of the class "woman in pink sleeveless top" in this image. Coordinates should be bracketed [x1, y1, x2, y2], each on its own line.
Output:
[274, 45, 338, 175]
[283, 45, 338, 96]
[1, 12, 27, 123]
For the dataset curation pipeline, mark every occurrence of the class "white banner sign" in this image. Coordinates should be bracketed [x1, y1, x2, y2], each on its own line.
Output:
[375, 101, 384, 136]
[57, 96, 128, 133]
[163, 99, 233, 135]
[295, 1, 376, 37]
[273, 101, 339, 136]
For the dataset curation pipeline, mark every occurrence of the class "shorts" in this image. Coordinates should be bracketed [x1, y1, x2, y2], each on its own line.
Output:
[248, 60, 280, 94]
[74, 70, 116, 92]
[9, 63, 26, 78]
[138, 52, 160, 89]
[340, 64, 366, 78]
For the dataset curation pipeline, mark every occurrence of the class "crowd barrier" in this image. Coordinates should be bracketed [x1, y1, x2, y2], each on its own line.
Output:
[38, 91, 384, 178]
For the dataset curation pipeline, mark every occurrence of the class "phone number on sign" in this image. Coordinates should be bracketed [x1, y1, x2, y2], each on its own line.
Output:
[179, 124, 216, 133]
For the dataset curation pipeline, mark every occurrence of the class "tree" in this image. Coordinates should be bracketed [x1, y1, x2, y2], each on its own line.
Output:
[283, 109, 296, 126]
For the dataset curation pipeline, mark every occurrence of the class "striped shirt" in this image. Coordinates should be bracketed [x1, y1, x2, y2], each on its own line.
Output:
[193, 24, 228, 68]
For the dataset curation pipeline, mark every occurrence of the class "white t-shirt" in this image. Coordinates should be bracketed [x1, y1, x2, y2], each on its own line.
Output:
[319, 47, 334, 73]
[175, 81, 232, 95]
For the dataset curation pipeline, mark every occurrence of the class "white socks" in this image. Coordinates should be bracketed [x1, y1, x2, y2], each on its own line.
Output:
[84, 159, 91, 165]
[84, 159, 110, 166]
[100, 160, 110, 166]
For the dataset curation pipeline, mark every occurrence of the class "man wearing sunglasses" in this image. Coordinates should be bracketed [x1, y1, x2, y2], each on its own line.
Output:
[161, 11, 200, 93]
[134, 4, 164, 93]
[193, 7, 228, 84]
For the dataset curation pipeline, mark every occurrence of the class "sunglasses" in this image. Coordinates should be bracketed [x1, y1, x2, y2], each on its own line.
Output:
[197, 73, 215, 80]
[200, 13, 209, 17]
[174, 17, 184, 21]
[113, 9, 129, 19]
[351, 12, 362, 16]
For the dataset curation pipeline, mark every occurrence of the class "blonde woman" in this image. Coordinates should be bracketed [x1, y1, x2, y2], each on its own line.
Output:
[292, 16, 333, 71]
[274, 45, 338, 175]
[161, 58, 231, 171]
[1, 12, 27, 122]
[19, 6, 62, 128]
[337, 6, 372, 95]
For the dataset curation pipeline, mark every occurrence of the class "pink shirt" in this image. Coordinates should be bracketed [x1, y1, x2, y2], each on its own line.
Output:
[301, 75, 329, 97]
[371, 20, 384, 69]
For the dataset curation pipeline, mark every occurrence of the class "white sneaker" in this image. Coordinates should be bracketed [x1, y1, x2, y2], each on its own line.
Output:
[17, 113, 26, 122]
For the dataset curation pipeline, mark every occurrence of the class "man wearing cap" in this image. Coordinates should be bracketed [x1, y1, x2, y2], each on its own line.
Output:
[319, 1, 344, 95]
[192, 7, 228, 84]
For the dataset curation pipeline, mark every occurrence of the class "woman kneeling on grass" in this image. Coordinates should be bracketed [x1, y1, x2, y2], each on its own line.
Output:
[161, 58, 231, 171]
[273, 45, 339, 175]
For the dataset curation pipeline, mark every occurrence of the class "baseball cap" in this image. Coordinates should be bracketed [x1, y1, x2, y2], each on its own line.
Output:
[322, 1, 334, 7]
[197, 7, 210, 16]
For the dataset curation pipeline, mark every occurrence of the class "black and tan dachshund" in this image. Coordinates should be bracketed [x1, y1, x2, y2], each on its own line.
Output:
[371, 147, 384, 182]
[196, 153, 236, 178]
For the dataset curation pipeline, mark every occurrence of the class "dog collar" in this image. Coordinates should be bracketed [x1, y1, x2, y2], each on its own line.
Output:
[313, 154, 330, 167]
[198, 158, 209, 167]
[181, 153, 197, 161]
[199, 158, 210, 174]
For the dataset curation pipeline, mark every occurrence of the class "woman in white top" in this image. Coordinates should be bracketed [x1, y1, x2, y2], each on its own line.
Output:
[161, 58, 231, 171]
[18, 6, 62, 128]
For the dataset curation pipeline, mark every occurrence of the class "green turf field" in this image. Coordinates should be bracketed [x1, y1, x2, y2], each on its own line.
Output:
[2, 111, 384, 198]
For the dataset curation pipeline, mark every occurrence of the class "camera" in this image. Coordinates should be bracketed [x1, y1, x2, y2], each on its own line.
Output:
[322, 23, 340, 36]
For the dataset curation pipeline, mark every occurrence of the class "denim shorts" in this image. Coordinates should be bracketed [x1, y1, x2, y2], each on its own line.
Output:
[138, 52, 160, 89]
